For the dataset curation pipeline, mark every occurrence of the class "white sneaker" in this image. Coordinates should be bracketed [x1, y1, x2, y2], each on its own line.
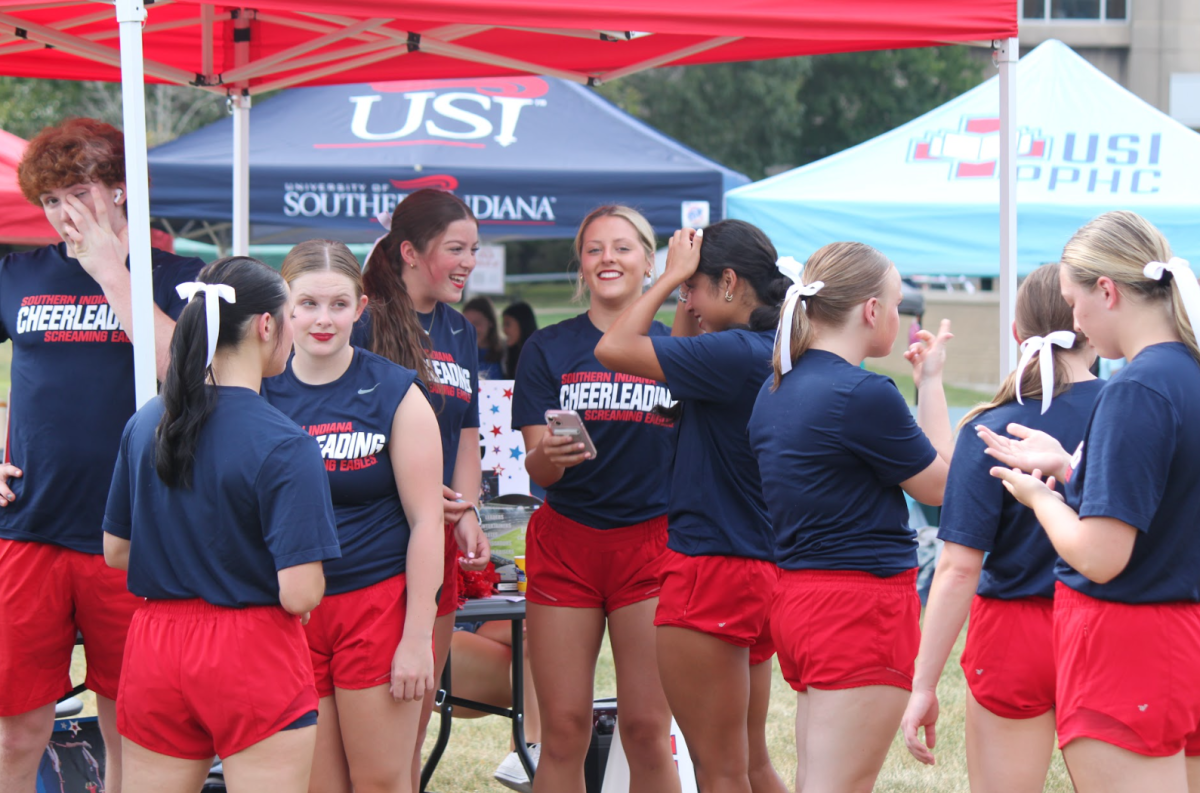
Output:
[493, 744, 540, 793]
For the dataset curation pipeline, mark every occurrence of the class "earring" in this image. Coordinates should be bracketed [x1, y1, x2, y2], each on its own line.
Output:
[725, 291, 733, 302]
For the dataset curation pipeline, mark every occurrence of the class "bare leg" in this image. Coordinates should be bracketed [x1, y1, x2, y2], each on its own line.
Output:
[336, 685, 424, 793]
[657, 626, 751, 793]
[0, 704, 55, 793]
[746, 660, 787, 793]
[95, 694, 123, 793]
[802, 686, 908, 793]
[474, 620, 542, 744]
[446, 629, 513, 720]
[1063, 738, 1187, 793]
[410, 612, 454, 792]
[223, 725, 318, 793]
[793, 691, 808, 793]
[1186, 755, 1200, 792]
[528, 603, 606, 793]
[120, 738, 212, 793]
[608, 600, 680, 793]
[308, 695, 351, 793]
[964, 693, 1055, 793]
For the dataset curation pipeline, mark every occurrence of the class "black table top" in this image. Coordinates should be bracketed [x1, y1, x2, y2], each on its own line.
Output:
[456, 596, 526, 623]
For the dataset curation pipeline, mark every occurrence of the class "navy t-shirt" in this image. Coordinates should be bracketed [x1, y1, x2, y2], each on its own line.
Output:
[263, 349, 421, 595]
[103, 387, 341, 607]
[353, 304, 479, 486]
[652, 329, 775, 561]
[1061, 342, 1200, 603]
[0, 243, 203, 554]
[749, 350, 937, 576]
[939, 380, 1103, 599]
[511, 314, 675, 529]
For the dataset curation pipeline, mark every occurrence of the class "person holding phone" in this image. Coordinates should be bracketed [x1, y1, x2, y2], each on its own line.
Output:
[595, 219, 791, 793]
[512, 206, 679, 793]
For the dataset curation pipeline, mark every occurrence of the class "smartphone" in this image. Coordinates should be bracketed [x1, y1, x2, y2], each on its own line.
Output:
[545, 409, 598, 460]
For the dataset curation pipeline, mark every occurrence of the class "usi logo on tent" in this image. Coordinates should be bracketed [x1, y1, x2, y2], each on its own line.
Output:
[342, 77, 549, 148]
[909, 117, 1049, 178]
[387, 175, 556, 224]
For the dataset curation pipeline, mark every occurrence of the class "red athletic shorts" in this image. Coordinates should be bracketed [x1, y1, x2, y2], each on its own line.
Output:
[437, 522, 459, 617]
[526, 503, 667, 614]
[118, 599, 318, 760]
[0, 538, 141, 716]
[654, 548, 779, 666]
[960, 594, 1055, 719]
[1054, 582, 1200, 757]
[306, 574, 407, 698]
[773, 568, 919, 692]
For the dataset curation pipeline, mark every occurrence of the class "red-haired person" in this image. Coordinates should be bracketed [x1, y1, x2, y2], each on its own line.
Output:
[0, 118, 203, 793]
[596, 220, 790, 793]
[358, 189, 490, 790]
[513, 206, 679, 793]
[263, 240, 444, 793]
[901, 263, 1101, 793]
[748, 242, 952, 793]
[983, 211, 1200, 792]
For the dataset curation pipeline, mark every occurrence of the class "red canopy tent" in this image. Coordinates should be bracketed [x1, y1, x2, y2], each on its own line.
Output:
[0, 3, 1015, 87]
[0, 0, 1019, 403]
[0, 129, 58, 245]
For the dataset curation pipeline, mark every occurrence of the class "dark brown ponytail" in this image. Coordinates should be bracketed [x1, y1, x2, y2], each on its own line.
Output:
[155, 257, 288, 488]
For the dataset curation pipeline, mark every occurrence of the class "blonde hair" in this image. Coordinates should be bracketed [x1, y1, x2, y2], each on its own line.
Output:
[571, 205, 655, 302]
[959, 263, 1087, 428]
[1061, 210, 1198, 364]
[280, 239, 364, 297]
[772, 241, 893, 388]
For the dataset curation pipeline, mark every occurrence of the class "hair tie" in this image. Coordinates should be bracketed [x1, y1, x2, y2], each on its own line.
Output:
[1144, 257, 1200, 337]
[1014, 330, 1075, 414]
[175, 282, 236, 368]
[362, 210, 394, 272]
[774, 256, 824, 375]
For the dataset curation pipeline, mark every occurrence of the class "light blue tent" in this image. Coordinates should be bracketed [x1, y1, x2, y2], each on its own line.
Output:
[726, 40, 1200, 276]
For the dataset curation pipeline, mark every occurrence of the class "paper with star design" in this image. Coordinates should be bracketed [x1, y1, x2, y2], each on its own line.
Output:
[477, 379, 531, 501]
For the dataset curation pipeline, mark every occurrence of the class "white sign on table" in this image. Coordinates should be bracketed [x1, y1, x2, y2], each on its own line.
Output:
[477, 379, 530, 500]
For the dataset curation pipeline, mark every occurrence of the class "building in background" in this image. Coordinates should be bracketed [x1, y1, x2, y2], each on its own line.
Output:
[1018, 0, 1200, 127]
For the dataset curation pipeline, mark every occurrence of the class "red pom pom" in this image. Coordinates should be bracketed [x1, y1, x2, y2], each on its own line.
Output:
[457, 551, 499, 604]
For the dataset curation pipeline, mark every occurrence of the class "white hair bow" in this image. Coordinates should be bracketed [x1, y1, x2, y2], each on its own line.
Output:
[175, 282, 236, 368]
[775, 256, 824, 375]
[362, 210, 394, 272]
[1014, 330, 1075, 414]
[1144, 257, 1200, 338]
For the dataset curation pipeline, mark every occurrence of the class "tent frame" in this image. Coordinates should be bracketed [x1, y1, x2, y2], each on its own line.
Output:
[7, 0, 1019, 403]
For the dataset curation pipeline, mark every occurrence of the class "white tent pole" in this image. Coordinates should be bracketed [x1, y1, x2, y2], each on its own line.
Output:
[997, 35, 1018, 380]
[232, 92, 250, 255]
[231, 9, 251, 255]
[115, 0, 157, 408]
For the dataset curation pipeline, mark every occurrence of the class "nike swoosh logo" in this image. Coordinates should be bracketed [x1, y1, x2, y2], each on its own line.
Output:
[450, 327, 464, 335]
[358, 384, 379, 394]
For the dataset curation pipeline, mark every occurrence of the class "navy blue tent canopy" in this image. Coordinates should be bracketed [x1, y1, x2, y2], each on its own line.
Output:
[148, 76, 748, 244]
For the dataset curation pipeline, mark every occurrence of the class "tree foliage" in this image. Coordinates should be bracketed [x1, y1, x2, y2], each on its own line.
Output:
[597, 46, 988, 179]
[0, 78, 227, 145]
